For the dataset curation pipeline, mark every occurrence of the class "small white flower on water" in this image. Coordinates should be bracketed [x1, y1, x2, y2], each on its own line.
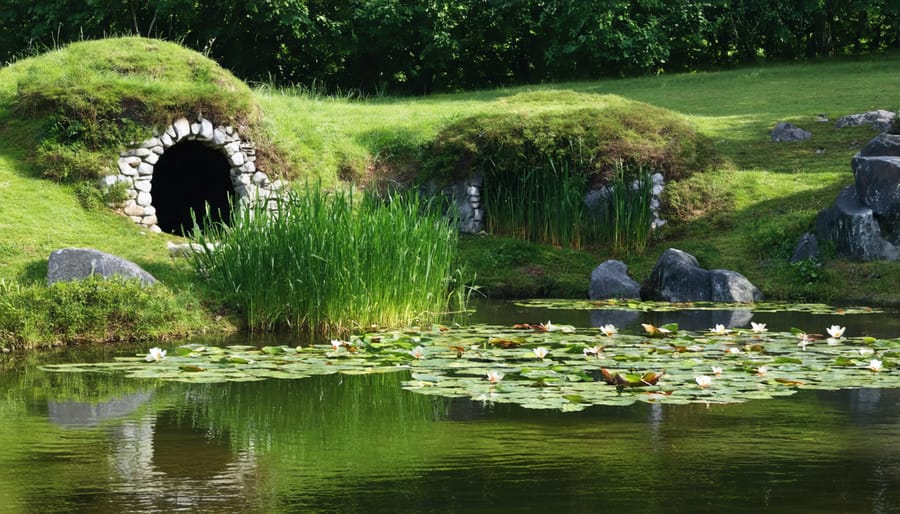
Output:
[727, 347, 741, 355]
[750, 322, 768, 333]
[330, 339, 344, 351]
[412, 337, 422, 343]
[797, 339, 811, 351]
[826, 325, 846, 339]
[145, 347, 166, 362]
[868, 359, 883, 372]
[533, 347, 549, 360]
[695, 375, 713, 388]
[600, 324, 617, 337]
[711, 366, 723, 376]
[756, 366, 769, 377]
[409, 346, 426, 359]
[709, 324, 730, 335]
[859, 348, 875, 356]
[486, 370, 505, 384]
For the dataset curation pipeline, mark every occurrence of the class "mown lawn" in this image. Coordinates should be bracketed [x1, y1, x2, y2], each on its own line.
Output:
[2, 46, 899, 343]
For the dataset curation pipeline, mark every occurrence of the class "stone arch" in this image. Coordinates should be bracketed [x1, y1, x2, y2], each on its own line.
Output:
[108, 116, 282, 233]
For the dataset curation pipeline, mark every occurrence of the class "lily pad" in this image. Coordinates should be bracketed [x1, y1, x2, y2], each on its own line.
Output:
[40, 320, 900, 412]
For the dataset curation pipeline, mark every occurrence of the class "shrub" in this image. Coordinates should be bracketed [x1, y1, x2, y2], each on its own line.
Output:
[0, 277, 196, 347]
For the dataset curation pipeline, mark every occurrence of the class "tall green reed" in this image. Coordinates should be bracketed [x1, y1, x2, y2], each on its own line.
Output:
[483, 158, 588, 248]
[483, 158, 653, 255]
[591, 163, 654, 256]
[189, 185, 467, 336]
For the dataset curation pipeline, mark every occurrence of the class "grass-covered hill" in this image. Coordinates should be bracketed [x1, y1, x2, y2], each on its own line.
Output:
[0, 37, 898, 346]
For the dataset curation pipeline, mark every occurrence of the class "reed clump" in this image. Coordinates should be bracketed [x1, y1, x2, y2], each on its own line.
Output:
[189, 186, 467, 336]
[484, 159, 654, 255]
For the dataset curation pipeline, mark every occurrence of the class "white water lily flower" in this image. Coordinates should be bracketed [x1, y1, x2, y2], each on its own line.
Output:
[868, 359, 883, 372]
[797, 338, 811, 351]
[599, 324, 617, 337]
[711, 366, 723, 376]
[750, 322, 767, 333]
[330, 339, 344, 351]
[409, 346, 426, 359]
[726, 347, 741, 355]
[709, 324, 730, 335]
[486, 370, 505, 384]
[756, 366, 769, 377]
[533, 347, 549, 360]
[145, 347, 166, 362]
[695, 375, 713, 388]
[826, 325, 846, 339]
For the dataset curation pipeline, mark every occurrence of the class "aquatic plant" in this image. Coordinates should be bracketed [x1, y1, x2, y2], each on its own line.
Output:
[482, 157, 588, 248]
[145, 347, 167, 362]
[189, 186, 467, 335]
[44, 314, 900, 412]
[591, 163, 655, 256]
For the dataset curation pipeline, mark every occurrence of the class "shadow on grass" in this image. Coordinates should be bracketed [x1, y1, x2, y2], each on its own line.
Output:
[14, 259, 46, 285]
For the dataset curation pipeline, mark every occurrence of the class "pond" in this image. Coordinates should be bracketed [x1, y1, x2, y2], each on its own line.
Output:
[2, 301, 900, 513]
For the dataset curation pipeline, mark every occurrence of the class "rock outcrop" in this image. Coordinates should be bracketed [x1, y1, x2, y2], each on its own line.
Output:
[771, 122, 812, 142]
[47, 248, 157, 286]
[814, 133, 900, 261]
[642, 248, 762, 303]
[835, 110, 897, 133]
[588, 260, 641, 299]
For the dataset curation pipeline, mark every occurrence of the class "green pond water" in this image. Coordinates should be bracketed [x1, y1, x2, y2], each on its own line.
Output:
[2, 301, 900, 513]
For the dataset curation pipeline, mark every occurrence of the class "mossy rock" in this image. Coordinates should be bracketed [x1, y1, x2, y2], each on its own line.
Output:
[3, 37, 283, 182]
[420, 95, 715, 185]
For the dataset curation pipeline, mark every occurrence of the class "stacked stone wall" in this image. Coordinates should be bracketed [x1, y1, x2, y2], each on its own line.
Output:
[103, 115, 282, 232]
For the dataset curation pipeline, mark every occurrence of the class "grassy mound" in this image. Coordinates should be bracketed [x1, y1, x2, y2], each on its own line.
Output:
[1, 37, 280, 183]
[421, 98, 713, 185]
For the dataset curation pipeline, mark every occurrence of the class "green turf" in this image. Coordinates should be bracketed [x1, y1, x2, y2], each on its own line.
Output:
[1, 41, 899, 347]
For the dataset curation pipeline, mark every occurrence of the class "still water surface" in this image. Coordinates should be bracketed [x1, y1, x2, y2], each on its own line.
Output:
[1, 302, 899, 513]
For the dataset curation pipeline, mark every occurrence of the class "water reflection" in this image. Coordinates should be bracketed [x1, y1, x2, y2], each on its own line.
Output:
[48, 391, 153, 428]
[2, 299, 900, 512]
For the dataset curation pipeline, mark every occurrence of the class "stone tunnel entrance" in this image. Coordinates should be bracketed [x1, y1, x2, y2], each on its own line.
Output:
[151, 141, 234, 235]
[112, 116, 281, 233]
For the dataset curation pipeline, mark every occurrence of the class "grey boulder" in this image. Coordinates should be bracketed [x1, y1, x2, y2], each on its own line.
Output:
[771, 122, 812, 142]
[816, 187, 900, 260]
[47, 248, 157, 285]
[643, 248, 762, 303]
[588, 260, 641, 299]
[835, 110, 897, 133]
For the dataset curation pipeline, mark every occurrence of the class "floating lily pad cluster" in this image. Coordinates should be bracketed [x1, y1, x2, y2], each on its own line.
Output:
[516, 299, 883, 314]
[41, 316, 900, 412]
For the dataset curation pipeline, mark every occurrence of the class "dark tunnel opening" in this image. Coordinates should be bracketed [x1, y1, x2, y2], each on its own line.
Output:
[151, 141, 235, 235]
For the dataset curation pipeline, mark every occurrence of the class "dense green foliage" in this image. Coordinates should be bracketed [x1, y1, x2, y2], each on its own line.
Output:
[189, 187, 467, 335]
[2, 1, 898, 94]
[0, 276, 201, 346]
